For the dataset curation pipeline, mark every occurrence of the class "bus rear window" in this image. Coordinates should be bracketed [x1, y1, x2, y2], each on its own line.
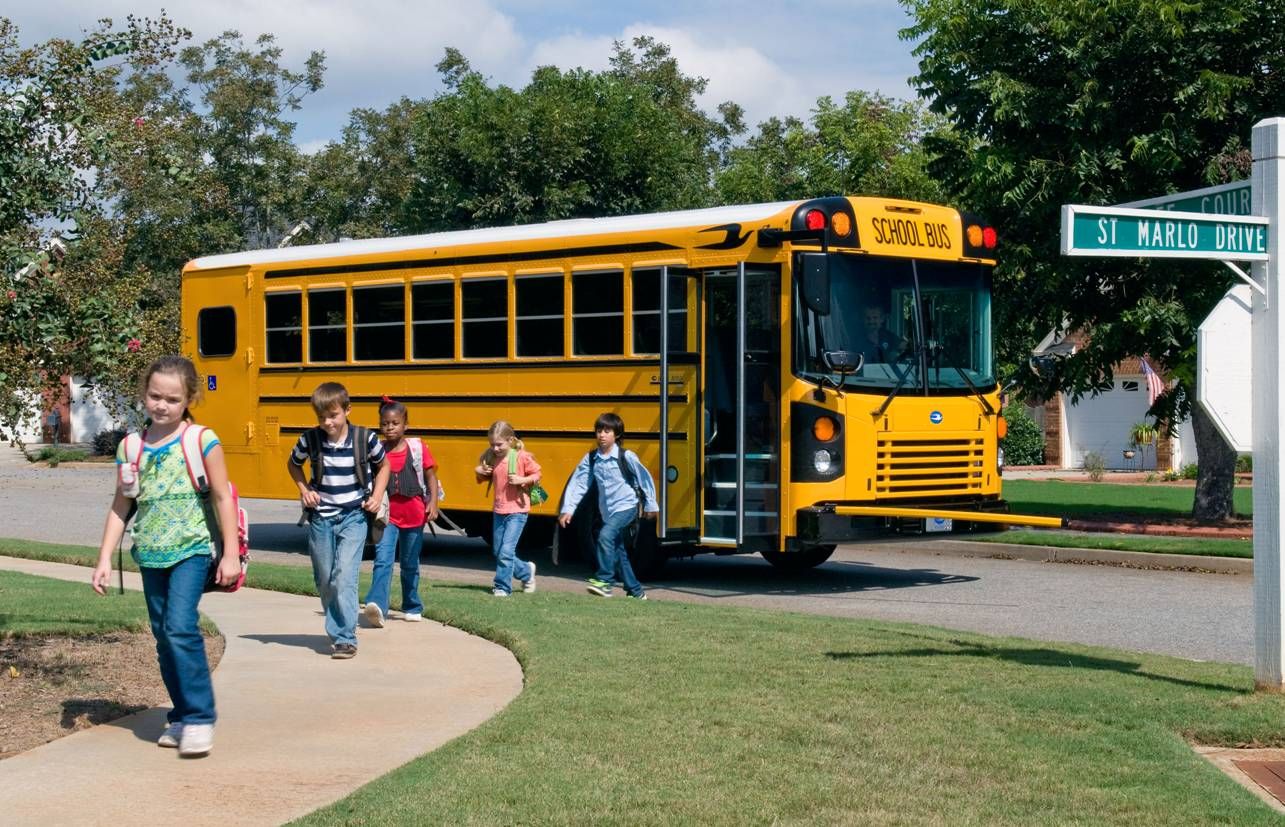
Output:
[198, 306, 236, 357]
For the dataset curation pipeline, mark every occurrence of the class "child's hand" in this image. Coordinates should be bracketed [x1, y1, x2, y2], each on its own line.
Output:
[476, 463, 492, 477]
[216, 553, 241, 586]
[91, 562, 112, 595]
[510, 474, 529, 486]
[299, 488, 321, 509]
[426, 501, 439, 522]
[558, 512, 573, 528]
[362, 496, 381, 514]
[643, 511, 659, 521]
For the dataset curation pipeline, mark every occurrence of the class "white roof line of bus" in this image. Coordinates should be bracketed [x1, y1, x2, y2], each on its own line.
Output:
[188, 199, 805, 270]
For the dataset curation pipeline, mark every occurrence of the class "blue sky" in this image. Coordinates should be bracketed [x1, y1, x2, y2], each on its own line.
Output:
[9, 1, 922, 151]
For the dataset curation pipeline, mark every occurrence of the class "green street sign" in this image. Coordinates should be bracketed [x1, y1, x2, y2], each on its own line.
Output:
[1119, 180, 1252, 215]
[1060, 204, 1269, 260]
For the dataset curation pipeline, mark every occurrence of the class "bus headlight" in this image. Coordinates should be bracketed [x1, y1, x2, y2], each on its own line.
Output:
[813, 450, 833, 474]
[997, 446, 1005, 474]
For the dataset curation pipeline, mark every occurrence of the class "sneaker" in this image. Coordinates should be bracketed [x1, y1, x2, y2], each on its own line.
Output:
[521, 562, 538, 593]
[331, 643, 357, 659]
[363, 602, 384, 628]
[157, 722, 183, 748]
[178, 723, 214, 757]
[403, 611, 423, 622]
[627, 592, 648, 600]
[492, 589, 510, 597]
[586, 578, 613, 597]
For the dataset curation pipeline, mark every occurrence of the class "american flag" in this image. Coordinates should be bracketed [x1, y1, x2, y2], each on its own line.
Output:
[1140, 358, 1164, 406]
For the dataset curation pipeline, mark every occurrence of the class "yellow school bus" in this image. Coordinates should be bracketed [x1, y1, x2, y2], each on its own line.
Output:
[182, 195, 1059, 574]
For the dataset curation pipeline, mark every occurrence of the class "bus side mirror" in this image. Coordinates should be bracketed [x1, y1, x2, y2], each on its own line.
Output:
[799, 253, 830, 316]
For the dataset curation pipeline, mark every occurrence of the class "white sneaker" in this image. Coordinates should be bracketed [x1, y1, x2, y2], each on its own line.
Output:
[363, 602, 384, 628]
[403, 611, 422, 622]
[178, 723, 214, 757]
[521, 562, 538, 593]
[157, 722, 183, 748]
[492, 589, 509, 597]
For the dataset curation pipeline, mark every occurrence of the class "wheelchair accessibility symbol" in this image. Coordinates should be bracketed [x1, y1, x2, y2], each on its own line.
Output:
[929, 410, 942, 424]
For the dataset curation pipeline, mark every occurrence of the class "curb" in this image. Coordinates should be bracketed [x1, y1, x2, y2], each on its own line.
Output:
[928, 539, 1252, 575]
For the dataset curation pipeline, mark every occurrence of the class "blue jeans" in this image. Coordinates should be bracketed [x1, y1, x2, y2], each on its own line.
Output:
[492, 512, 532, 594]
[364, 522, 425, 615]
[308, 508, 368, 646]
[140, 553, 216, 725]
[596, 508, 643, 597]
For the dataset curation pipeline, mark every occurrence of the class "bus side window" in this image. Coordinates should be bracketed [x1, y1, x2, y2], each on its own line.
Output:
[264, 292, 302, 363]
[632, 268, 687, 354]
[308, 288, 348, 362]
[573, 270, 623, 356]
[461, 278, 507, 358]
[353, 285, 405, 361]
[515, 274, 564, 357]
[412, 281, 454, 359]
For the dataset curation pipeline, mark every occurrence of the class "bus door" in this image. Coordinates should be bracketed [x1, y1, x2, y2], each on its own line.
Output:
[657, 266, 701, 544]
[700, 264, 781, 548]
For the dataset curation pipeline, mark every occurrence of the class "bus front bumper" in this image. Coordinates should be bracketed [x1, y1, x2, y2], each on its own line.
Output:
[795, 502, 1065, 544]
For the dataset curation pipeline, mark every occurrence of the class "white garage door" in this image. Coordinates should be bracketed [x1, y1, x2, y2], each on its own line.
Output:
[1065, 376, 1152, 469]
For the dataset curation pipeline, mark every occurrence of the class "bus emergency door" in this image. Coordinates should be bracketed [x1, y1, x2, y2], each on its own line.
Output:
[657, 265, 700, 543]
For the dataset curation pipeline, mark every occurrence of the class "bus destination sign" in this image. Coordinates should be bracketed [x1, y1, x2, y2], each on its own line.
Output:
[1060, 204, 1269, 260]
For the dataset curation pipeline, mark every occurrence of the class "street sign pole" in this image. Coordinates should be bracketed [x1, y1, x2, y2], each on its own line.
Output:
[1252, 117, 1285, 691]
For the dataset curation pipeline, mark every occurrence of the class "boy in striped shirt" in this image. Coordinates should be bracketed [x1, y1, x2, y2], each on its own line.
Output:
[288, 382, 389, 659]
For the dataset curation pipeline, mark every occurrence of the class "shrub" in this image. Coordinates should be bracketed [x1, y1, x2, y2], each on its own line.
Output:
[35, 446, 89, 467]
[1180, 463, 1199, 480]
[1001, 405, 1044, 466]
[91, 428, 127, 457]
[1236, 454, 1253, 473]
[1082, 451, 1106, 482]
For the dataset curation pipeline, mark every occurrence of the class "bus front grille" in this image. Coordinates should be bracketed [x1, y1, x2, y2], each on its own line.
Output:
[875, 437, 985, 495]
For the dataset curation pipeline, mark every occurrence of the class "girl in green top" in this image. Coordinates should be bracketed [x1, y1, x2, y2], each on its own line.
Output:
[92, 356, 240, 758]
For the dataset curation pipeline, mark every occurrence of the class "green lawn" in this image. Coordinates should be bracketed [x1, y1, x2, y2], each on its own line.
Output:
[2, 538, 1284, 824]
[974, 530, 1253, 559]
[0, 569, 153, 637]
[1004, 479, 1253, 520]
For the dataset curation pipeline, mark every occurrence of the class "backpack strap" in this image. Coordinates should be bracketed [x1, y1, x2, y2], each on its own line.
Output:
[303, 427, 323, 488]
[351, 425, 370, 493]
[407, 438, 426, 491]
[119, 431, 145, 494]
[179, 424, 211, 495]
[508, 449, 519, 477]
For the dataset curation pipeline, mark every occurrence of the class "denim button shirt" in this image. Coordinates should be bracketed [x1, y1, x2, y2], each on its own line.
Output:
[561, 445, 659, 518]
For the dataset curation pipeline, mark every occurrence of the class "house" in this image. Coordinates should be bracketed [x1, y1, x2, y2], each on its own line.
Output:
[1, 376, 128, 446]
[1025, 329, 1196, 471]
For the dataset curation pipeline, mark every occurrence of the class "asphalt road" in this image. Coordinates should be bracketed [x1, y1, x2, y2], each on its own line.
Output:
[0, 458, 1253, 666]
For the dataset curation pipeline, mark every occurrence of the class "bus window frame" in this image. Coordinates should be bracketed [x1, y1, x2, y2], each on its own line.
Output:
[571, 268, 625, 358]
[263, 289, 303, 365]
[409, 276, 456, 362]
[352, 280, 407, 362]
[514, 271, 566, 359]
[306, 285, 350, 364]
[460, 275, 510, 360]
[197, 305, 237, 358]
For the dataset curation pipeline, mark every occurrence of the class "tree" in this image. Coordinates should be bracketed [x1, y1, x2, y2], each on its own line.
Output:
[903, 0, 1285, 520]
[0, 16, 187, 440]
[717, 92, 949, 205]
[399, 38, 741, 232]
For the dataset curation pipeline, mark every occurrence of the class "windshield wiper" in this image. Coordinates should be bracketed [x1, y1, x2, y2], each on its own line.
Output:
[929, 343, 996, 416]
[871, 345, 920, 418]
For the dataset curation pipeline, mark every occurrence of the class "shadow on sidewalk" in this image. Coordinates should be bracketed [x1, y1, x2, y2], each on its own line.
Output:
[240, 633, 332, 654]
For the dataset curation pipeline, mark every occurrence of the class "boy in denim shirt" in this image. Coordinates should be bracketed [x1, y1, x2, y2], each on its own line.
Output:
[558, 413, 659, 599]
[287, 382, 389, 658]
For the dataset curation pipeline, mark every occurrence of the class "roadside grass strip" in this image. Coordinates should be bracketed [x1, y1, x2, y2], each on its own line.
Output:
[1004, 479, 1253, 520]
[0, 569, 153, 637]
[973, 530, 1253, 559]
[3, 539, 1285, 823]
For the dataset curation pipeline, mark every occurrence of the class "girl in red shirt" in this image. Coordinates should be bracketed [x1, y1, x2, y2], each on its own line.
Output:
[474, 420, 540, 596]
[362, 397, 438, 626]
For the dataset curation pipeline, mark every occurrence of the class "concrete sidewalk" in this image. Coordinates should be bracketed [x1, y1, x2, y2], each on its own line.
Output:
[0, 557, 524, 826]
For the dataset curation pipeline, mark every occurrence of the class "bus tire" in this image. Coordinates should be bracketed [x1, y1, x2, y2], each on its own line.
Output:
[760, 544, 836, 571]
[627, 519, 668, 579]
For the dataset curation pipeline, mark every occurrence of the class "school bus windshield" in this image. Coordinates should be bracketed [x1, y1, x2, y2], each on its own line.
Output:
[793, 253, 994, 392]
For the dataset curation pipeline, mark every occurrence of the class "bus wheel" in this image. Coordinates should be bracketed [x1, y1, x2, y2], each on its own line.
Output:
[627, 520, 668, 579]
[760, 545, 836, 571]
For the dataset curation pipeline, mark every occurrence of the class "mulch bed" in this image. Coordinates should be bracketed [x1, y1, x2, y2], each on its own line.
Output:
[1065, 516, 1253, 539]
[0, 632, 223, 759]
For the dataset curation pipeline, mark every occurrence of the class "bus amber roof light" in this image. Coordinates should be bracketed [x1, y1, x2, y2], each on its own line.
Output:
[804, 209, 827, 231]
[812, 415, 837, 442]
[830, 212, 852, 237]
[982, 227, 998, 249]
[966, 224, 984, 247]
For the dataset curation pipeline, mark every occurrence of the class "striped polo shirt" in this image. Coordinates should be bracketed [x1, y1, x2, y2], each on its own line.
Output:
[290, 425, 386, 518]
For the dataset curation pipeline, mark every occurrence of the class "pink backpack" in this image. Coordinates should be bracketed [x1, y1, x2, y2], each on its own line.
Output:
[120, 424, 249, 592]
